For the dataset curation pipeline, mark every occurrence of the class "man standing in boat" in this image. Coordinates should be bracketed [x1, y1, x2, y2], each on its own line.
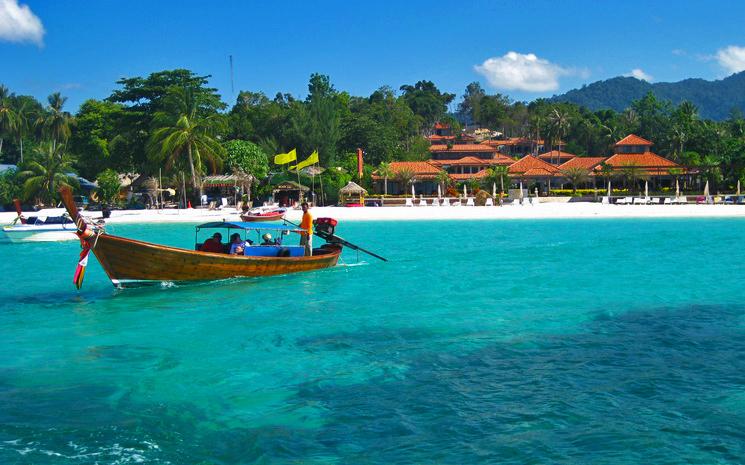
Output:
[300, 202, 313, 256]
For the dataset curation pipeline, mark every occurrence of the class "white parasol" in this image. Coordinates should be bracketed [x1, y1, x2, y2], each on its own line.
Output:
[519, 180, 524, 201]
[704, 180, 710, 197]
[411, 183, 415, 198]
[463, 184, 467, 198]
[607, 180, 611, 198]
[437, 184, 442, 199]
[676, 178, 680, 198]
[492, 182, 497, 199]
[644, 180, 649, 198]
[738, 179, 741, 196]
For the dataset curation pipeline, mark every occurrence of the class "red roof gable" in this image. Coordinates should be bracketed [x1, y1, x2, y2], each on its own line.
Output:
[537, 150, 577, 161]
[431, 156, 491, 166]
[429, 144, 497, 153]
[558, 157, 606, 171]
[434, 122, 450, 130]
[615, 134, 653, 146]
[604, 152, 677, 168]
[508, 155, 559, 176]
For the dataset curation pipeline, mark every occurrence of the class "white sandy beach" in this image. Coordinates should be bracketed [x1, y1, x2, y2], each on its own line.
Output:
[4, 202, 745, 225]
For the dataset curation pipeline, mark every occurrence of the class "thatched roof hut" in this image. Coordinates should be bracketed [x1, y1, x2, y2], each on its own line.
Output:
[339, 181, 367, 206]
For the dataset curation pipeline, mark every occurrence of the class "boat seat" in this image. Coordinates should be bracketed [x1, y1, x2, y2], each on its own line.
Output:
[243, 245, 305, 257]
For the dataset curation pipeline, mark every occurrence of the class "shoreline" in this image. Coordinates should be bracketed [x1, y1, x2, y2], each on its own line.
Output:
[4, 202, 745, 225]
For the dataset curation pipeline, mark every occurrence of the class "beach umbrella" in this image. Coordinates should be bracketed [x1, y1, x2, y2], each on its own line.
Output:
[704, 180, 710, 197]
[492, 182, 497, 199]
[676, 178, 680, 198]
[411, 183, 415, 198]
[607, 180, 611, 198]
[644, 180, 649, 198]
[519, 180, 524, 201]
[738, 179, 741, 196]
[437, 184, 442, 199]
[463, 184, 467, 198]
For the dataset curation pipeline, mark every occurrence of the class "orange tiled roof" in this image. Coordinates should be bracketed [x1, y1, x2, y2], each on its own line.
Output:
[604, 152, 677, 168]
[434, 122, 450, 129]
[431, 156, 492, 166]
[449, 171, 488, 181]
[372, 161, 442, 181]
[429, 144, 497, 153]
[615, 134, 653, 146]
[492, 153, 517, 165]
[427, 134, 456, 141]
[508, 155, 559, 176]
[558, 157, 607, 171]
[537, 150, 577, 161]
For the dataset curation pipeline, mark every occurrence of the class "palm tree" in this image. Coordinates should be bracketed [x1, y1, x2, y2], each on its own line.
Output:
[148, 86, 225, 196]
[0, 85, 17, 156]
[548, 108, 570, 164]
[483, 165, 510, 196]
[435, 169, 451, 195]
[393, 167, 415, 196]
[36, 92, 72, 150]
[13, 99, 33, 163]
[18, 142, 78, 205]
[619, 162, 647, 195]
[560, 166, 589, 194]
[377, 161, 393, 196]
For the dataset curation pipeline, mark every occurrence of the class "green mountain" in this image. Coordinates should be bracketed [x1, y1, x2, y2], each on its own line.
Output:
[551, 72, 745, 120]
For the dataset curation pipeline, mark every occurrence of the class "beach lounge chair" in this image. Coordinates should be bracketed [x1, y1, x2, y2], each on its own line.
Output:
[532, 196, 540, 205]
[418, 198, 427, 206]
[405, 198, 414, 207]
[441, 198, 451, 206]
[601, 196, 609, 204]
[431, 198, 440, 206]
[633, 197, 647, 205]
[663, 198, 671, 205]
[452, 200, 462, 207]
[466, 197, 475, 206]
[485, 198, 494, 206]
[616, 197, 628, 205]
[650, 198, 660, 204]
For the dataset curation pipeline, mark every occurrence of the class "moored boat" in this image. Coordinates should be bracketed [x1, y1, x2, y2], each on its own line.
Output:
[240, 208, 286, 222]
[2, 204, 81, 243]
[58, 187, 351, 288]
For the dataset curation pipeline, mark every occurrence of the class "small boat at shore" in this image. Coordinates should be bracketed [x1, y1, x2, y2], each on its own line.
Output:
[59, 187, 384, 289]
[2, 198, 83, 242]
[240, 208, 286, 222]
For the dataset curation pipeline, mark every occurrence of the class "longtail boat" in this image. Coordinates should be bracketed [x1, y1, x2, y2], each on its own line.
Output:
[59, 187, 350, 289]
[240, 208, 286, 222]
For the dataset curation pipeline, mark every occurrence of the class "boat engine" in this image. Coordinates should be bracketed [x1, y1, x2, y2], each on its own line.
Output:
[313, 217, 338, 242]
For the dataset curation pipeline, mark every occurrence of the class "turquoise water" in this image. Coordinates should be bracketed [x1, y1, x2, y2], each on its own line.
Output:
[1, 218, 745, 464]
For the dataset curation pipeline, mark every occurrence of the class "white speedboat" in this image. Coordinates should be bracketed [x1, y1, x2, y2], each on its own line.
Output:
[2, 208, 80, 243]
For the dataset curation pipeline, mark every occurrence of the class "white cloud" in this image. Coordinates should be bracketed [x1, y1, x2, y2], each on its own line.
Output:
[716, 45, 745, 74]
[474, 52, 577, 92]
[0, 0, 44, 46]
[625, 68, 654, 82]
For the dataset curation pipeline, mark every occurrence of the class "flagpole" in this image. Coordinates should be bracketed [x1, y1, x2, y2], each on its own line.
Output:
[317, 162, 325, 206]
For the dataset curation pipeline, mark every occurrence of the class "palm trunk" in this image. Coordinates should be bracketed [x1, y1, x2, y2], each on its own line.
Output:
[187, 143, 199, 196]
[0, 138, 3, 156]
[19, 137, 23, 164]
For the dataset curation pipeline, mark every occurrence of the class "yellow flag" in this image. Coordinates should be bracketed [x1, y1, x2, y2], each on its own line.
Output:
[274, 148, 297, 165]
[290, 150, 319, 171]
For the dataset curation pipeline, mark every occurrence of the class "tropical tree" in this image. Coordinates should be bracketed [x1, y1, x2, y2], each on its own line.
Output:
[95, 168, 122, 205]
[393, 167, 415, 196]
[18, 143, 78, 205]
[560, 166, 590, 194]
[377, 161, 393, 196]
[0, 85, 16, 157]
[223, 139, 269, 179]
[483, 165, 510, 196]
[619, 162, 647, 195]
[148, 86, 226, 195]
[548, 108, 571, 163]
[36, 92, 72, 150]
[435, 169, 451, 195]
[0, 168, 21, 205]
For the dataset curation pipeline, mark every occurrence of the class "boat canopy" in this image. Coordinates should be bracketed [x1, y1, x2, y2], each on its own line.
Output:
[196, 221, 303, 232]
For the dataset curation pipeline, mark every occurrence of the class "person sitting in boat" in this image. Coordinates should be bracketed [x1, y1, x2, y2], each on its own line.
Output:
[229, 233, 252, 255]
[261, 233, 277, 246]
[200, 232, 223, 253]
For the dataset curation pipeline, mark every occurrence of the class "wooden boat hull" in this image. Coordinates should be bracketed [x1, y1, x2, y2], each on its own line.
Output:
[240, 212, 284, 222]
[90, 234, 342, 287]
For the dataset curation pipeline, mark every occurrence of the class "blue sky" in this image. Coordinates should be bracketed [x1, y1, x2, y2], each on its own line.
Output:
[2, 0, 745, 111]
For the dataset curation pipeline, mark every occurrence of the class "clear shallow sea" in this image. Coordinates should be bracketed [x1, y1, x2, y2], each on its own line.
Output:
[1, 218, 745, 464]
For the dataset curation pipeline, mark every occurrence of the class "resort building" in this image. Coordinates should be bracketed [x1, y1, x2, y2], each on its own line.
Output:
[426, 122, 456, 144]
[481, 137, 545, 158]
[507, 155, 559, 193]
[600, 134, 683, 188]
[538, 150, 577, 165]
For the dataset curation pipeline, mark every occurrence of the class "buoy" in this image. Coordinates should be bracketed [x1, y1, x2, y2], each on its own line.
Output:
[187, 201, 192, 209]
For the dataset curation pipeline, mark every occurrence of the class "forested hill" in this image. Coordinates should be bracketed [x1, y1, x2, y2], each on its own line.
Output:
[550, 72, 745, 120]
